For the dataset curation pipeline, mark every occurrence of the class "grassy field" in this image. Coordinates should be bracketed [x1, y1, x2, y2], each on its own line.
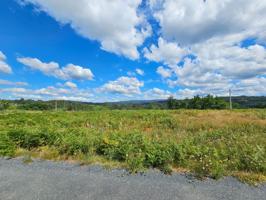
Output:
[0, 109, 265, 184]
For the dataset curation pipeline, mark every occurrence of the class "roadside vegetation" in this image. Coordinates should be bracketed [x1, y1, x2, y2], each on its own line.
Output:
[0, 109, 265, 185]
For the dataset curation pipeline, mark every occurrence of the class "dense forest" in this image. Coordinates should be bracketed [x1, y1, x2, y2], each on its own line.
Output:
[0, 95, 265, 111]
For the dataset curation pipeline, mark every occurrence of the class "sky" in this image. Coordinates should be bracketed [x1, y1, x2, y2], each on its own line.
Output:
[0, 0, 266, 102]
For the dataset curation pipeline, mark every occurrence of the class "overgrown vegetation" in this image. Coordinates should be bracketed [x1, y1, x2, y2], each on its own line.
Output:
[0, 110, 265, 184]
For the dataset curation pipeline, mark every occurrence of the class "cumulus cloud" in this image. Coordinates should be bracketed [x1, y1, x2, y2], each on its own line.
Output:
[150, 0, 266, 45]
[143, 88, 171, 99]
[176, 88, 205, 99]
[64, 81, 77, 89]
[17, 57, 60, 75]
[144, 37, 187, 67]
[0, 85, 94, 101]
[17, 57, 94, 80]
[34, 86, 70, 96]
[156, 66, 171, 79]
[19, 0, 151, 59]
[136, 68, 144, 76]
[233, 77, 266, 96]
[165, 34, 266, 88]
[98, 76, 144, 95]
[0, 87, 28, 94]
[0, 51, 12, 74]
[175, 76, 266, 99]
[62, 64, 94, 80]
[192, 36, 266, 80]
[0, 79, 28, 86]
[148, 0, 266, 97]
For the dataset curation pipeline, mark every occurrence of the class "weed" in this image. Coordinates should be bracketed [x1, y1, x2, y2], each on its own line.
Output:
[0, 133, 16, 156]
[0, 109, 265, 184]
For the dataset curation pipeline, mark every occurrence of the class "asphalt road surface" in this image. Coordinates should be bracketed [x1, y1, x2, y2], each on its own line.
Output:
[0, 158, 265, 200]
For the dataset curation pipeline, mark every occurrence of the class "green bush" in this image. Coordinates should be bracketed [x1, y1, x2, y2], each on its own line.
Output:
[97, 133, 146, 161]
[126, 151, 145, 173]
[0, 133, 16, 156]
[96, 132, 178, 173]
[188, 146, 225, 179]
[238, 144, 266, 173]
[144, 141, 176, 168]
[7, 129, 58, 150]
[58, 133, 91, 156]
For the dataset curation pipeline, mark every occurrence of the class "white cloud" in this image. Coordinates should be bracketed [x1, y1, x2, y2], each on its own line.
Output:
[0, 51, 6, 60]
[192, 37, 266, 80]
[0, 51, 12, 74]
[233, 77, 266, 96]
[17, 57, 60, 75]
[165, 34, 266, 87]
[62, 64, 94, 80]
[98, 76, 144, 95]
[176, 88, 203, 99]
[64, 81, 77, 89]
[175, 76, 266, 99]
[20, 0, 151, 59]
[150, 3, 266, 96]
[156, 66, 171, 79]
[0, 85, 94, 101]
[151, 0, 266, 45]
[144, 37, 187, 67]
[34, 86, 70, 96]
[143, 88, 171, 99]
[1, 87, 28, 94]
[136, 68, 144, 76]
[17, 57, 94, 81]
[0, 79, 28, 86]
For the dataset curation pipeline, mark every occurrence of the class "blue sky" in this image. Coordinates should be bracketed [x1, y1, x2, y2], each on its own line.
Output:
[0, 0, 266, 102]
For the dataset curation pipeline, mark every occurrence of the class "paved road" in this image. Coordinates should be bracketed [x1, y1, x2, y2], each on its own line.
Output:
[0, 158, 265, 200]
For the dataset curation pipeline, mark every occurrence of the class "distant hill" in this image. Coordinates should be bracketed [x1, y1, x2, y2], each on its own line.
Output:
[220, 96, 266, 108]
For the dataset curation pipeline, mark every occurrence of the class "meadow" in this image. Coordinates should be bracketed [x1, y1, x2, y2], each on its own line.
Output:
[0, 109, 265, 184]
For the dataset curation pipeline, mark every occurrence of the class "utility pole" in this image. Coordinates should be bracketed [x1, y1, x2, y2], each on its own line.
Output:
[229, 89, 232, 110]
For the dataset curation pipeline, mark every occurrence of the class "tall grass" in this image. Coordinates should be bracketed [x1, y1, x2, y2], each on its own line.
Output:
[0, 110, 265, 183]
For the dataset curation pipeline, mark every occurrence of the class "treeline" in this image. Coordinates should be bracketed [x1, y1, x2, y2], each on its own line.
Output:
[0, 95, 265, 111]
[221, 96, 266, 108]
[0, 99, 106, 111]
[167, 95, 228, 109]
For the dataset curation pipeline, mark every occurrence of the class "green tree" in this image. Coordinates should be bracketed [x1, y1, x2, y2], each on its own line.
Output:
[167, 96, 176, 109]
[0, 100, 10, 110]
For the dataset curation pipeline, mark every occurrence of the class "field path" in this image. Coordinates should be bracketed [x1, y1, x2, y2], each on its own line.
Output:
[0, 158, 265, 200]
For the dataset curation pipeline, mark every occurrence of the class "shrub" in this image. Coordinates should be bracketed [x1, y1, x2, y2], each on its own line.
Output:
[126, 151, 145, 173]
[97, 132, 146, 161]
[190, 146, 225, 179]
[144, 141, 176, 168]
[0, 133, 16, 156]
[238, 144, 266, 173]
[97, 132, 178, 173]
[58, 133, 91, 156]
[7, 129, 58, 150]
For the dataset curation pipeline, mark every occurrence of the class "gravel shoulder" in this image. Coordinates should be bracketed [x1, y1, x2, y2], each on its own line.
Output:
[0, 158, 265, 200]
